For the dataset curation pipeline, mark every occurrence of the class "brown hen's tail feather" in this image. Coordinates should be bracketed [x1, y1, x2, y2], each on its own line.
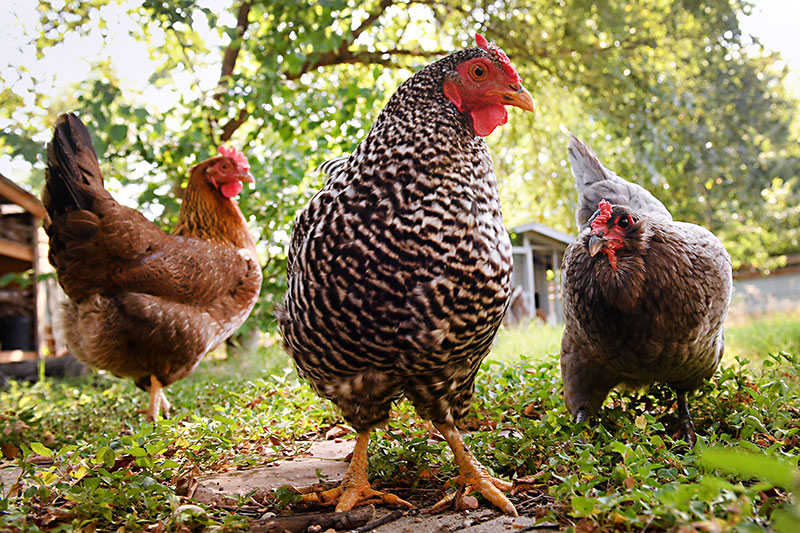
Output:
[44, 113, 104, 217]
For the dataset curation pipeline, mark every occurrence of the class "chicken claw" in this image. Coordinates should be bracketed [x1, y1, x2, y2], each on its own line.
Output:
[303, 431, 413, 512]
[432, 422, 517, 516]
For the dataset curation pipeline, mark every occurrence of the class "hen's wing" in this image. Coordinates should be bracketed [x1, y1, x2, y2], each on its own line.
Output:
[568, 135, 672, 229]
[315, 155, 350, 177]
[286, 154, 352, 275]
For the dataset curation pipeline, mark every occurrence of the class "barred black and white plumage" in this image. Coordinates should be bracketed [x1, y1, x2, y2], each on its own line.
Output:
[276, 35, 534, 515]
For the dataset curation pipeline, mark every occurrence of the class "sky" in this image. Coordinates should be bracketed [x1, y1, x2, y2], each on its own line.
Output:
[1, 0, 799, 184]
[738, 0, 800, 88]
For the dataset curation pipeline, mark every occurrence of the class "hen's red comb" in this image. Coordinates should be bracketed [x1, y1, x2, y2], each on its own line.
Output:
[217, 145, 250, 173]
[590, 199, 613, 232]
[475, 33, 520, 83]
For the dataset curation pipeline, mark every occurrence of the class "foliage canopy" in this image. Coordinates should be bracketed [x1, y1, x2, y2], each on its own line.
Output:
[2, 0, 799, 328]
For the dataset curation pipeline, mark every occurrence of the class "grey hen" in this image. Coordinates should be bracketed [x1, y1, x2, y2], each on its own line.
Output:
[276, 34, 534, 514]
[560, 135, 732, 445]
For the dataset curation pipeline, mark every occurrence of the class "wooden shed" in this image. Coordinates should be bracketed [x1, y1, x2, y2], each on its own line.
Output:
[507, 222, 574, 325]
[0, 173, 49, 362]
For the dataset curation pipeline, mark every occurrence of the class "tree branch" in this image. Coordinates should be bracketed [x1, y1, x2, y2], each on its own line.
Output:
[217, 0, 435, 140]
[220, 0, 252, 81]
[220, 108, 248, 142]
[217, 1, 252, 141]
[350, 0, 394, 42]
[284, 48, 447, 80]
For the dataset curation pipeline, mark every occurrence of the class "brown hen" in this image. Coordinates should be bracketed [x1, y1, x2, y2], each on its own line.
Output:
[43, 113, 262, 420]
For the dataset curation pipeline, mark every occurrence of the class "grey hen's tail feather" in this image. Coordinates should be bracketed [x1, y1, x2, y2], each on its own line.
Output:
[568, 135, 672, 229]
[43, 113, 105, 218]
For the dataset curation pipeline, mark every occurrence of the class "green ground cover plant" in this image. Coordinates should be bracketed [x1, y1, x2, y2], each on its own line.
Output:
[0, 313, 797, 531]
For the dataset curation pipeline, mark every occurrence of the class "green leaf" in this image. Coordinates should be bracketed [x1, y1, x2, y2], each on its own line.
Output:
[109, 124, 128, 142]
[128, 447, 147, 457]
[102, 447, 116, 468]
[274, 485, 303, 508]
[701, 447, 798, 488]
[571, 495, 597, 517]
[83, 477, 101, 491]
[30, 442, 53, 458]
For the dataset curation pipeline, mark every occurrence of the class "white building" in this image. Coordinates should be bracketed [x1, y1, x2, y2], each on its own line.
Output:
[507, 222, 574, 326]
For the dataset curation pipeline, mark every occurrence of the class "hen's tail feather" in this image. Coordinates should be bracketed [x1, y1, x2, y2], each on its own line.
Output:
[568, 135, 672, 229]
[568, 135, 613, 192]
[44, 113, 104, 217]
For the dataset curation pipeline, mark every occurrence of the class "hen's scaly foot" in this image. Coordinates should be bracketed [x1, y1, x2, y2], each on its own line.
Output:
[432, 422, 517, 516]
[302, 430, 413, 512]
[674, 390, 697, 447]
[575, 407, 588, 424]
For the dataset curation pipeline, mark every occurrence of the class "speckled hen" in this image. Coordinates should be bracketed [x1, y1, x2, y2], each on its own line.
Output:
[560, 135, 732, 445]
[43, 113, 262, 420]
[276, 35, 534, 514]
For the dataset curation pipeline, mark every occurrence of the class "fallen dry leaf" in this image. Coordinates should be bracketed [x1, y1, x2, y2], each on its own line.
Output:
[324, 424, 351, 440]
[145, 521, 165, 533]
[1, 441, 19, 459]
[40, 508, 74, 526]
[455, 492, 479, 511]
[509, 476, 546, 496]
[26, 455, 54, 465]
[574, 518, 600, 533]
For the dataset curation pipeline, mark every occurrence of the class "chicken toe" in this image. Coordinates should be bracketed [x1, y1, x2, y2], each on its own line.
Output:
[433, 422, 517, 516]
[302, 431, 413, 512]
[147, 375, 170, 421]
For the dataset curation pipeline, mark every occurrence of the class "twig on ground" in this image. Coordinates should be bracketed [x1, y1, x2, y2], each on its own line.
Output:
[247, 504, 375, 532]
[351, 509, 405, 532]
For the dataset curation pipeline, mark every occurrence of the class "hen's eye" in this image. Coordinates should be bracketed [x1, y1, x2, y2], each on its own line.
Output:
[618, 216, 630, 229]
[470, 64, 487, 80]
[220, 163, 229, 170]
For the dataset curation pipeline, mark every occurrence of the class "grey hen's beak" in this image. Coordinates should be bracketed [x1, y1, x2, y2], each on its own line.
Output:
[588, 234, 608, 257]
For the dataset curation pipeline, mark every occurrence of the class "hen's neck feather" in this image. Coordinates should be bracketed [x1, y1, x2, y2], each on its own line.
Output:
[173, 166, 255, 251]
[588, 220, 653, 310]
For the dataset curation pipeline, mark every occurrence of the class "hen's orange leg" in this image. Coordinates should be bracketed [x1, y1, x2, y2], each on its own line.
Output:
[303, 430, 413, 512]
[159, 388, 171, 418]
[147, 375, 170, 421]
[432, 421, 517, 516]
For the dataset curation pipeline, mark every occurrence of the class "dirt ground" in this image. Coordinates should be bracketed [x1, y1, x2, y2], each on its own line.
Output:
[0, 439, 558, 531]
[196, 439, 558, 532]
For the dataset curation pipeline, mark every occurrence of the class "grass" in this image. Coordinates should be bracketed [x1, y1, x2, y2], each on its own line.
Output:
[489, 321, 564, 363]
[0, 311, 797, 531]
[725, 309, 800, 362]
[491, 308, 800, 365]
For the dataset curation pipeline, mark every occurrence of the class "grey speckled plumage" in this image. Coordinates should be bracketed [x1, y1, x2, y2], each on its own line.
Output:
[560, 136, 732, 442]
[277, 47, 513, 431]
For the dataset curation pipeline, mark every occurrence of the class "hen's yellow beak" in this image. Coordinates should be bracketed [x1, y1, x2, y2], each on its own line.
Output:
[493, 83, 535, 113]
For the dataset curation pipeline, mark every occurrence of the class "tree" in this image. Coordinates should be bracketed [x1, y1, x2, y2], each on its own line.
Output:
[2, 0, 798, 328]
